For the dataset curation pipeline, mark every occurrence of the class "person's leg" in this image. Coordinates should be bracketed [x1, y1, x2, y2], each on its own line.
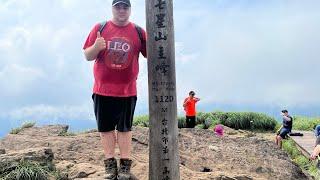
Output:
[186, 116, 191, 128]
[117, 131, 133, 179]
[116, 96, 136, 179]
[276, 135, 283, 148]
[100, 131, 117, 159]
[191, 116, 196, 128]
[278, 128, 288, 148]
[117, 131, 132, 159]
[92, 94, 119, 179]
[100, 131, 118, 179]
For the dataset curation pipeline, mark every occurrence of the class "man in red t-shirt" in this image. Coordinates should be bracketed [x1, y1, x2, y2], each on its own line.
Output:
[83, 0, 146, 179]
[183, 91, 200, 128]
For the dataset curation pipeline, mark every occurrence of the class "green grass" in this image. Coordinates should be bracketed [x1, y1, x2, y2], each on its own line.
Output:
[177, 116, 186, 128]
[196, 111, 277, 131]
[21, 122, 36, 129]
[292, 116, 320, 131]
[10, 122, 36, 134]
[195, 123, 205, 129]
[0, 160, 49, 180]
[133, 115, 187, 128]
[58, 129, 76, 136]
[282, 139, 320, 179]
[133, 111, 277, 131]
[196, 112, 220, 129]
[0, 160, 66, 180]
[133, 115, 149, 127]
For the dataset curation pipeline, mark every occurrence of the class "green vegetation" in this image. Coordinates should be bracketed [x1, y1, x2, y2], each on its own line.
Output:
[0, 160, 49, 180]
[177, 116, 186, 128]
[282, 139, 320, 179]
[0, 160, 66, 180]
[58, 129, 76, 136]
[133, 111, 277, 131]
[292, 116, 320, 131]
[196, 111, 277, 131]
[217, 112, 277, 131]
[133, 115, 149, 127]
[10, 122, 36, 134]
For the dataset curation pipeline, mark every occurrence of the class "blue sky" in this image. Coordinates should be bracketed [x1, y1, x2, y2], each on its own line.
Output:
[0, 0, 320, 134]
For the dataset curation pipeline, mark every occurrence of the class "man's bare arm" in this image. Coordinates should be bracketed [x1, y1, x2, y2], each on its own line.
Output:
[84, 31, 106, 61]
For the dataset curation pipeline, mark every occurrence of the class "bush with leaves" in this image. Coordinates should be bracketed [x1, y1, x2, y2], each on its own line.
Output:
[177, 116, 186, 128]
[133, 115, 149, 127]
[217, 112, 277, 131]
[292, 116, 320, 131]
[133, 111, 277, 131]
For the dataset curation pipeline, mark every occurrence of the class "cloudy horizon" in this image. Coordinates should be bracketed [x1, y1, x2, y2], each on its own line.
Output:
[1, 0, 320, 134]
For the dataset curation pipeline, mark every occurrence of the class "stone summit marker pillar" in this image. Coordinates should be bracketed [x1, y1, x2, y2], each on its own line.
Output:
[146, 0, 180, 179]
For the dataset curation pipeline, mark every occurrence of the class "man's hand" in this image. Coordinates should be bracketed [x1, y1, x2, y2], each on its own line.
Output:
[310, 153, 318, 160]
[93, 32, 106, 51]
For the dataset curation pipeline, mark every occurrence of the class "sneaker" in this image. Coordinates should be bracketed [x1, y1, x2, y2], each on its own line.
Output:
[117, 159, 133, 180]
[104, 158, 118, 180]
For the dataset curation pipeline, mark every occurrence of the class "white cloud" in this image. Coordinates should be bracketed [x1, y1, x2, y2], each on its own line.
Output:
[6, 104, 95, 122]
[0, 26, 32, 58]
[175, 42, 199, 63]
[60, 0, 78, 9]
[0, 0, 31, 15]
[0, 64, 45, 95]
[172, 0, 320, 107]
[0, 0, 320, 124]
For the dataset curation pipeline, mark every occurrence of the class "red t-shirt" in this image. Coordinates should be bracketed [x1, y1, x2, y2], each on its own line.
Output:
[184, 98, 198, 116]
[83, 21, 147, 97]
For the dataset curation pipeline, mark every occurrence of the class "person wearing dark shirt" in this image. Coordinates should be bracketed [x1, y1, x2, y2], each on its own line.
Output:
[314, 124, 320, 137]
[275, 110, 293, 148]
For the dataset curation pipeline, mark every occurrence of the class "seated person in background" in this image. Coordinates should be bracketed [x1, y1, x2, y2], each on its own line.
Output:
[214, 124, 224, 137]
[275, 110, 293, 148]
[314, 124, 320, 137]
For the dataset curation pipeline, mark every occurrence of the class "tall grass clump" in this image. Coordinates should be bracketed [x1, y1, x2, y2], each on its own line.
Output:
[10, 122, 36, 134]
[0, 160, 49, 180]
[196, 112, 220, 129]
[58, 130, 76, 137]
[293, 116, 320, 131]
[216, 112, 277, 131]
[133, 115, 149, 127]
[133, 111, 277, 131]
[177, 116, 186, 128]
[133, 115, 188, 128]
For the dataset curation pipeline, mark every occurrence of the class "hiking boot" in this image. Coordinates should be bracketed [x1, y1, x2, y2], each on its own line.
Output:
[117, 159, 133, 180]
[104, 158, 118, 180]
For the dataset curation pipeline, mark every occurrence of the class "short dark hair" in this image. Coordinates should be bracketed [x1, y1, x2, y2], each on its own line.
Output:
[281, 110, 288, 113]
[189, 91, 195, 96]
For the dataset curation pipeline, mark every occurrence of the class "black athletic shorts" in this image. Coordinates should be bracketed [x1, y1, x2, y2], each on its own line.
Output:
[92, 94, 137, 132]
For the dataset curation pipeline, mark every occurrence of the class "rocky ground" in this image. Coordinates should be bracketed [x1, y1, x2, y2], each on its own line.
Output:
[0, 125, 314, 180]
